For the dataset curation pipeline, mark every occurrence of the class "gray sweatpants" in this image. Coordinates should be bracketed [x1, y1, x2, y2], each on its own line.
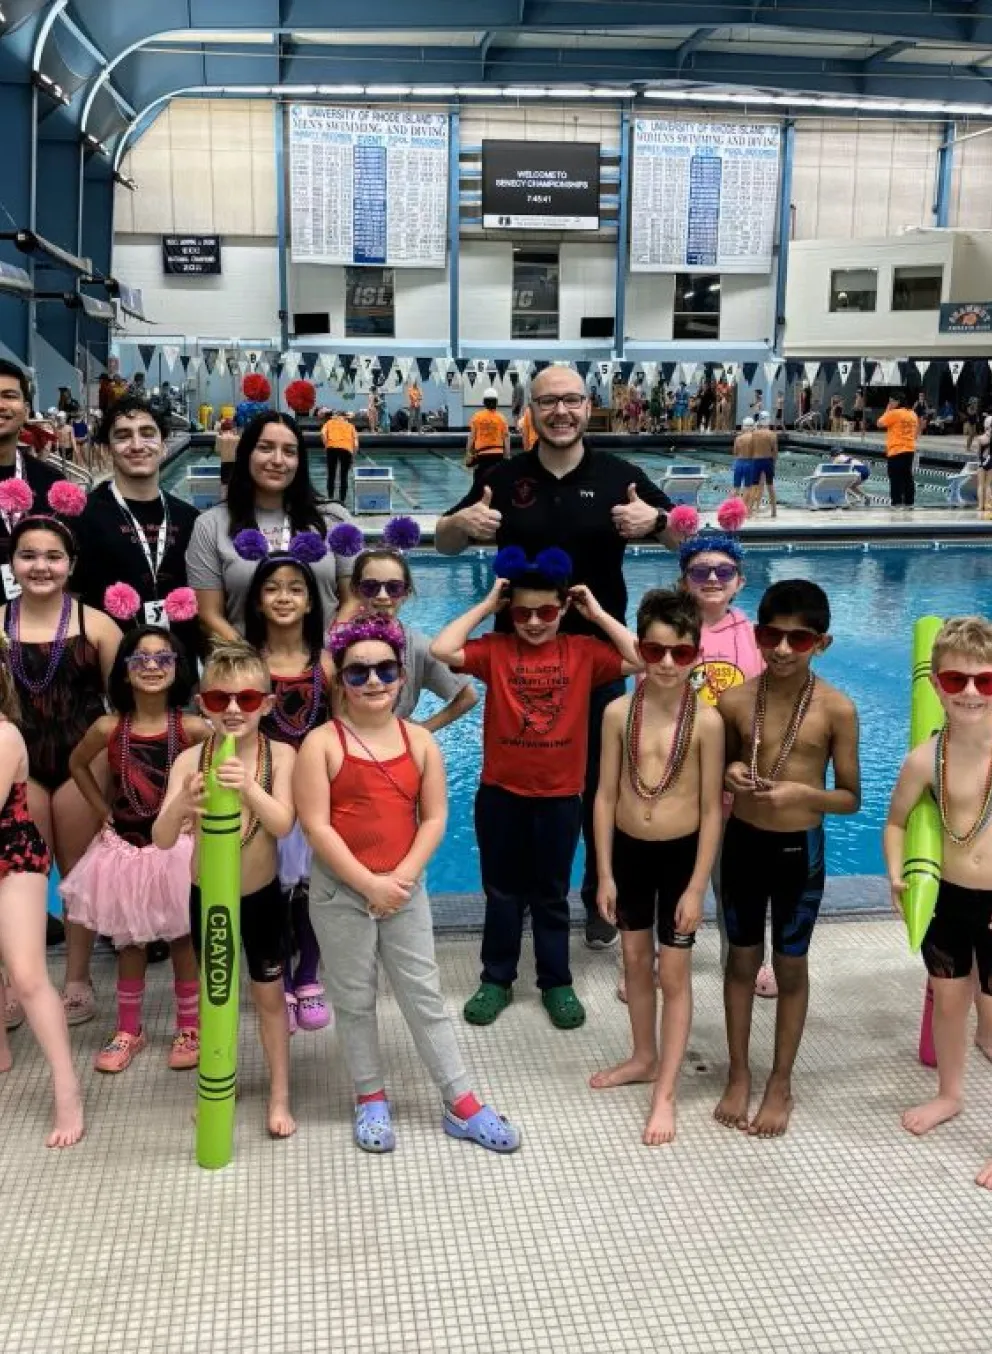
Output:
[308, 862, 471, 1102]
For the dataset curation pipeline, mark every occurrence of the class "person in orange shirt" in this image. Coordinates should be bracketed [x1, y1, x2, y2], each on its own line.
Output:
[517, 404, 538, 452]
[321, 410, 359, 503]
[877, 392, 920, 510]
[466, 389, 510, 489]
[406, 381, 423, 433]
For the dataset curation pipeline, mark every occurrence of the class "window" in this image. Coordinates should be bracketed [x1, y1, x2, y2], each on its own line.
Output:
[892, 265, 943, 311]
[345, 267, 394, 338]
[829, 269, 877, 313]
[673, 274, 720, 340]
[512, 248, 559, 340]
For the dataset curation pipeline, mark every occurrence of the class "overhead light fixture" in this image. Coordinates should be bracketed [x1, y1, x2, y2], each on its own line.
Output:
[226, 85, 271, 95]
[411, 87, 459, 97]
[276, 86, 319, 95]
[316, 85, 366, 95]
[365, 85, 413, 96]
[454, 86, 496, 97]
[502, 87, 549, 97]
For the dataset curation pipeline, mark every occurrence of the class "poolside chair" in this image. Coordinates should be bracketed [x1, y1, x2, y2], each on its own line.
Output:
[803, 463, 862, 510]
[947, 462, 979, 508]
[659, 463, 711, 507]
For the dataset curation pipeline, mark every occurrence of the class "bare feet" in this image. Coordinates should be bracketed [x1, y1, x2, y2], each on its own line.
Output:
[714, 1070, 751, 1130]
[267, 1097, 297, 1139]
[589, 1057, 657, 1090]
[643, 1096, 677, 1146]
[749, 1076, 794, 1137]
[47, 1089, 84, 1149]
[901, 1095, 961, 1137]
[976, 1159, 992, 1190]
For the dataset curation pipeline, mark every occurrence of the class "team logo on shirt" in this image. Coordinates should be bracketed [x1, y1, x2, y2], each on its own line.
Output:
[691, 660, 745, 707]
[511, 478, 538, 509]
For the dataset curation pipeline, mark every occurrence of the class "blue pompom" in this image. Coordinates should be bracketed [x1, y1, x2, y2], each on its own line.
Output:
[533, 547, 573, 583]
[493, 545, 529, 579]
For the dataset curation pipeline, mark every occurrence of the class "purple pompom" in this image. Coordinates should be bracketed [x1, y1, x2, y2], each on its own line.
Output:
[232, 528, 270, 561]
[328, 522, 365, 558]
[382, 515, 421, 552]
[289, 530, 328, 564]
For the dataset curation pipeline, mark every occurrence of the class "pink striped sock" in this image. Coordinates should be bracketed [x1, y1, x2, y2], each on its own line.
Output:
[117, 979, 144, 1036]
[174, 980, 199, 1031]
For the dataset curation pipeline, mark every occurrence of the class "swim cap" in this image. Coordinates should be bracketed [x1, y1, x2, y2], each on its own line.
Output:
[742, 417, 755, 429]
[758, 411, 771, 425]
[483, 388, 499, 402]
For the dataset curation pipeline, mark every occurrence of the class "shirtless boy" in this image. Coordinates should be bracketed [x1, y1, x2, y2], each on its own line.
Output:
[883, 616, 992, 1189]
[589, 591, 724, 1145]
[154, 641, 297, 1138]
[715, 580, 861, 1137]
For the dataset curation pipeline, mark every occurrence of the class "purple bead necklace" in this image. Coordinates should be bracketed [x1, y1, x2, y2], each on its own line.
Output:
[7, 595, 73, 696]
[269, 663, 325, 740]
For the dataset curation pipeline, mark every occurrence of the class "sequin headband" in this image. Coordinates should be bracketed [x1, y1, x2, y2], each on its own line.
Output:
[492, 545, 573, 585]
[327, 613, 405, 659]
[232, 515, 421, 566]
[103, 584, 198, 624]
[672, 497, 748, 571]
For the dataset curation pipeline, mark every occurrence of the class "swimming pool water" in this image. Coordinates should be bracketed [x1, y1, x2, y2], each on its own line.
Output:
[402, 544, 992, 894]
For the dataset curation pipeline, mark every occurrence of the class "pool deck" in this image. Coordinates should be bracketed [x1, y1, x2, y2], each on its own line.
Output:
[3, 917, 989, 1354]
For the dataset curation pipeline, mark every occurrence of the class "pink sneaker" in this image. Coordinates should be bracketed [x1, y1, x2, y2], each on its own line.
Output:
[94, 1029, 146, 1073]
[168, 1027, 199, 1070]
[285, 991, 298, 1036]
[295, 984, 331, 1032]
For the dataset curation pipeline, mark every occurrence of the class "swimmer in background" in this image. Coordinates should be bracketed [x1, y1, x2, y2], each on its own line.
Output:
[829, 450, 871, 506]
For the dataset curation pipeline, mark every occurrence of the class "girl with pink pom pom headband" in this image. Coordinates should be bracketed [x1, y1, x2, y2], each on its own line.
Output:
[103, 583, 199, 626]
[676, 496, 748, 573]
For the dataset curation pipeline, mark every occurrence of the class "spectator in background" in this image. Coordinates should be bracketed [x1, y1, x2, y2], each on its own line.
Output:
[963, 394, 980, 453]
[321, 408, 359, 504]
[672, 381, 690, 432]
[774, 390, 785, 429]
[878, 391, 920, 510]
[406, 380, 423, 433]
[697, 379, 717, 433]
[829, 395, 845, 433]
[466, 389, 510, 489]
[214, 416, 240, 494]
[912, 389, 929, 435]
[850, 387, 865, 431]
[716, 377, 732, 431]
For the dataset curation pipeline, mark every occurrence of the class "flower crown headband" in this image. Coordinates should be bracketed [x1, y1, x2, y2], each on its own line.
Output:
[492, 545, 573, 585]
[104, 584, 198, 625]
[327, 612, 405, 660]
[231, 515, 422, 566]
[671, 497, 748, 571]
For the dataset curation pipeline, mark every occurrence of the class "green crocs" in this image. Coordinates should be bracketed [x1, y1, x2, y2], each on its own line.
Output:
[542, 985, 586, 1030]
[463, 982, 513, 1026]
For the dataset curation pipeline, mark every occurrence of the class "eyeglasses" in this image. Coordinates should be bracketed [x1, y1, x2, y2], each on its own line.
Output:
[638, 641, 699, 667]
[356, 579, 409, 601]
[754, 624, 821, 654]
[935, 670, 992, 696]
[685, 563, 739, 585]
[200, 689, 268, 713]
[340, 660, 401, 688]
[126, 651, 177, 672]
[509, 604, 561, 624]
[532, 394, 587, 412]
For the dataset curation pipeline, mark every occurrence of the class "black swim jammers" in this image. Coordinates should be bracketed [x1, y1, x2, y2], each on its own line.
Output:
[720, 817, 826, 958]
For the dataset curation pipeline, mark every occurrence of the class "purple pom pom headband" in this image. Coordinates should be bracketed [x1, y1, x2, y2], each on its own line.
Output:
[232, 528, 329, 565]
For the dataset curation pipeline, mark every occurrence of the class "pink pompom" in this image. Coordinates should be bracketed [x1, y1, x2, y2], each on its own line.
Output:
[163, 587, 198, 623]
[716, 496, 748, 532]
[104, 582, 141, 622]
[667, 505, 700, 536]
[47, 480, 87, 517]
[0, 477, 34, 516]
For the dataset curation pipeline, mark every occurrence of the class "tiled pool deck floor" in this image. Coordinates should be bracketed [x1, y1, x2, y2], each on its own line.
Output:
[2, 918, 989, 1354]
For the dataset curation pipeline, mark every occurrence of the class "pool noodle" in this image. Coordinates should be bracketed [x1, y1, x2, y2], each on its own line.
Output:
[196, 734, 242, 1169]
[902, 617, 944, 954]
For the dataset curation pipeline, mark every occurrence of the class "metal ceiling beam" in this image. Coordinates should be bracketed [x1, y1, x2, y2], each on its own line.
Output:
[675, 28, 717, 72]
[863, 42, 916, 72]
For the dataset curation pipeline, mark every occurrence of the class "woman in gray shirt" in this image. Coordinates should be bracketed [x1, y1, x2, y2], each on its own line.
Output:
[186, 412, 353, 641]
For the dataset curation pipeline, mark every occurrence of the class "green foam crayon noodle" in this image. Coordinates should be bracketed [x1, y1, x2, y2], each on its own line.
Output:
[196, 733, 242, 1169]
[902, 617, 944, 953]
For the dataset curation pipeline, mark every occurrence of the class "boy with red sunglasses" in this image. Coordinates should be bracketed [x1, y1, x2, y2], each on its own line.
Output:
[431, 547, 640, 1031]
[154, 641, 298, 1139]
[715, 580, 861, 1138]
[884, 616, 992, 1189]
[589, 590, 724, 1145]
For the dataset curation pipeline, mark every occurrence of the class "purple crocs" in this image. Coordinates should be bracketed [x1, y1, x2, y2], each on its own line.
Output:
[443, 1104, 521, 1153]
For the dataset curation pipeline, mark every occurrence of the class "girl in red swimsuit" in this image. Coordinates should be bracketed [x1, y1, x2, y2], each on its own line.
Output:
[0, 634, 83, 1148]
[0, 512, 121, 1027]
[61, 626, 210, 1074]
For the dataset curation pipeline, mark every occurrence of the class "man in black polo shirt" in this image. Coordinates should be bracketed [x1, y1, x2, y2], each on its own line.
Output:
[73, 398, 201, 661]
[437, 365, 674, 948]
[0, 359, 64, 604]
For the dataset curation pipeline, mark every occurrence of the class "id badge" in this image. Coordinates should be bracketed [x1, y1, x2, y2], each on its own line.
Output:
[0, 564, 21, 601]
[144, 599, 168, 629]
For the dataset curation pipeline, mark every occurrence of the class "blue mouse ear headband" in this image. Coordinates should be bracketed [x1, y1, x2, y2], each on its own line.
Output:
[493, 545, 573, 585]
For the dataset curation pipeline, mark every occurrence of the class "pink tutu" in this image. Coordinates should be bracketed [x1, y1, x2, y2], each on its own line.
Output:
[60, 828, 194, 950]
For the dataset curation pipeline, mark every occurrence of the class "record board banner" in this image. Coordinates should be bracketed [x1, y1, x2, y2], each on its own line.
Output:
[482, 141, 600, 230]
[939, 302, 992, 334]
[631, 121, 781, 274]
[289, 106, 448, 269]
[162, 236, 222, 275]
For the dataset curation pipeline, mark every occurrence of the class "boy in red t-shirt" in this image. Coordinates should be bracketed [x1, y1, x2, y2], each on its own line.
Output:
[430, 547, 640, 1030]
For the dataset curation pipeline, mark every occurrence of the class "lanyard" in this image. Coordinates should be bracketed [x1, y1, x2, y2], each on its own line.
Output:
[110, 482, 169, 589]
[0, 449, 26, 534]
